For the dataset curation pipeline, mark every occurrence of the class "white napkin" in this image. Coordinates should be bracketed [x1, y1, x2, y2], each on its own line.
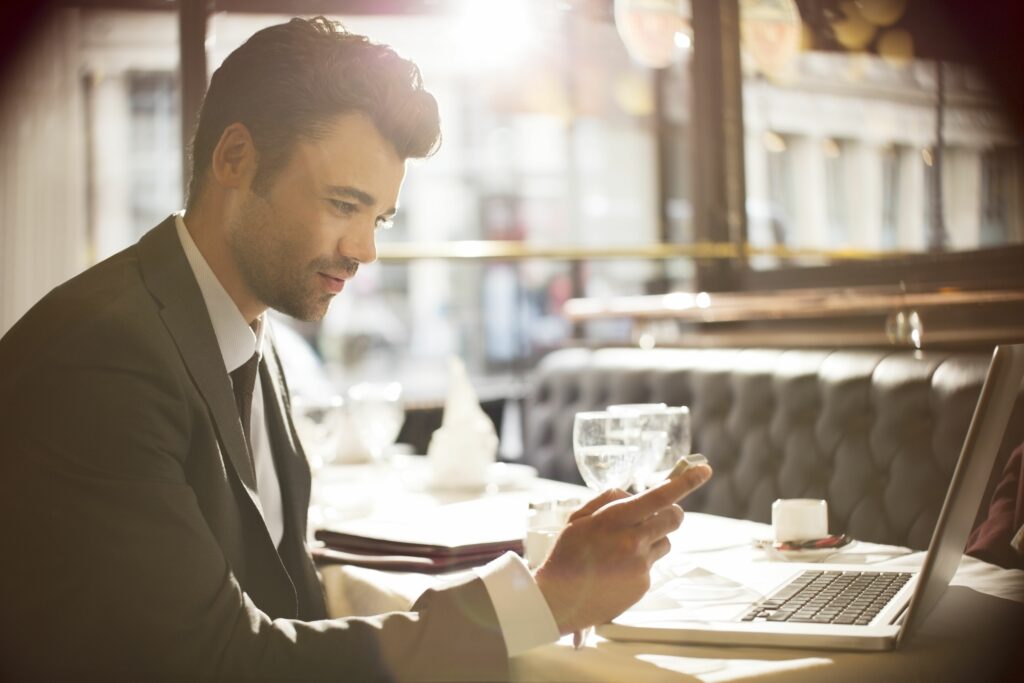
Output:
[426, 357, 498, 487]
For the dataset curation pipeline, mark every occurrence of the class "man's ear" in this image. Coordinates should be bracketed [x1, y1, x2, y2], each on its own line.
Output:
[210, 122, 257, 190]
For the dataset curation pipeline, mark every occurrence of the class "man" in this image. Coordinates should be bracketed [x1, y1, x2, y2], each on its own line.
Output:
[0, 17, 711, 682]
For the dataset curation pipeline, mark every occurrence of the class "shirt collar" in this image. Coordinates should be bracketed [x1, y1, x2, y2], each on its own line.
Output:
[174, 212, 264, 373]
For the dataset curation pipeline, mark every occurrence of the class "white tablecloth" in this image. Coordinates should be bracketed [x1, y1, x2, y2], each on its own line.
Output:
[313, 463, 1024, 682]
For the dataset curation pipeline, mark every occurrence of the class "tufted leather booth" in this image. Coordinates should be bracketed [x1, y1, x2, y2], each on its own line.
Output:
[522, 347, 1024, 550]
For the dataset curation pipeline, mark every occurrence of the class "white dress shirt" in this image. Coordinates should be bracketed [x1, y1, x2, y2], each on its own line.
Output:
[174, 213, 559, 655]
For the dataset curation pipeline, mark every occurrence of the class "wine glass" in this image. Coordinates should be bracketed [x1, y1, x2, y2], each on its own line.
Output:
[607, 404, 691, 491]
[572, 410, 642, 491]
[291, 394, 346, 471]
[346, 382, 405, 463]
[642, 406, 691, 488]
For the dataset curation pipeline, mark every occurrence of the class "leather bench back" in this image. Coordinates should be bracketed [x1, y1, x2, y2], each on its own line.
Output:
[523, 347, 1024, 549]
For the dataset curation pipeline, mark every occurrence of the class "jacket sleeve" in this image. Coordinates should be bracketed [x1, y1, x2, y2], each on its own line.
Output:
[0, 316, 507, 682]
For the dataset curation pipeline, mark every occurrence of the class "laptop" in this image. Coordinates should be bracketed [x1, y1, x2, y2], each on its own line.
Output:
[598, 343, 1024, 651]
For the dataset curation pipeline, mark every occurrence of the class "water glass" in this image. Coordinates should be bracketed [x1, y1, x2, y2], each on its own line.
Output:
[643, 406, 691, 487]
[291, 395, 346, 470]
[607, 403, 691, 490]
[346, 382, 405, 463]
[573, 410, 641, 491]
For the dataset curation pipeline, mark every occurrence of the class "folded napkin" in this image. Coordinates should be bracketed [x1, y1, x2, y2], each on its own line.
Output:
[426, 357, 498, 487]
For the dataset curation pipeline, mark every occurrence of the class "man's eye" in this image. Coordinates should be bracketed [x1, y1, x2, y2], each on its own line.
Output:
[375, 216, 395, 231]
[329, 200, 358, 215]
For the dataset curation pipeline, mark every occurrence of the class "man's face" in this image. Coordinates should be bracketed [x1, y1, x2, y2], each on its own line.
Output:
[227, 112, 406, 321]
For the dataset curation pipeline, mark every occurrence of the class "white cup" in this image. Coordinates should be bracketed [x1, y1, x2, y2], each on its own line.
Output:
[772, 498, 828, 543]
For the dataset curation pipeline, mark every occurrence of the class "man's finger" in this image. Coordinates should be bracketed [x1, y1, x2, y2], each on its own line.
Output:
[636, 504, 684, 544]
[650, 536, 672, 563]
[568, 488, 630, 522]
[613, 464, 712, 524]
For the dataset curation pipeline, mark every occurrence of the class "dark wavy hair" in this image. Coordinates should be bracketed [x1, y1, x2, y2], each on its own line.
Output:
[186, 16, 441, 207]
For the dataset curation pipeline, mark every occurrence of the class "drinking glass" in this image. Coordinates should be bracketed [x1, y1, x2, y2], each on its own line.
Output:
[572, 410, 642, 491]
[643, 406, 691, 487]
[291, 394, 346, 470]
[607, 403, 691, 491]
[346, 382, 405, 463]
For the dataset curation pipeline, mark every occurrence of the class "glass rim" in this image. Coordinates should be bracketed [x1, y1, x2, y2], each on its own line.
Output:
[573, 410, 614, 420]
[607, 403, 689, 416]
[606, 402, 668, 414]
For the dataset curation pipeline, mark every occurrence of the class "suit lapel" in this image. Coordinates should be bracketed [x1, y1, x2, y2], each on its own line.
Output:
[136, 218, 261, 501]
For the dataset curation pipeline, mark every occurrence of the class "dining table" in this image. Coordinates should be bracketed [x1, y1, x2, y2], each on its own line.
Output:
[312, 457, 1024, 682]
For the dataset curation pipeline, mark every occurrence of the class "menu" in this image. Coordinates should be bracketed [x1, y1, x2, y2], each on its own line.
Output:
[314, 496, 527, 573]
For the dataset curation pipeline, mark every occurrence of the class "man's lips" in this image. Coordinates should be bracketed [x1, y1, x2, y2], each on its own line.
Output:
[318, 272, 347, 294]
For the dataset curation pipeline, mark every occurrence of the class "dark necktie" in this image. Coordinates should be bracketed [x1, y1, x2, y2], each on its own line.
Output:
[230, 353, 260, 464]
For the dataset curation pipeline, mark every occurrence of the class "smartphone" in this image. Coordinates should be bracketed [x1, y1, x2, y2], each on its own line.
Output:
[664, 453, 708, 481]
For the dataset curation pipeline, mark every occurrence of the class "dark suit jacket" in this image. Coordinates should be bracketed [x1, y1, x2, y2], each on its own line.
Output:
[0, 217, 507, 682]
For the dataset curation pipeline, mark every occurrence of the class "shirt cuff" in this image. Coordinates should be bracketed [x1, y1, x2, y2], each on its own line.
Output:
[474, 551, 561, 657]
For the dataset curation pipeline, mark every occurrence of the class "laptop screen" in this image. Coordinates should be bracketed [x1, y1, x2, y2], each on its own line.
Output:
[898, 343, 1024, 643]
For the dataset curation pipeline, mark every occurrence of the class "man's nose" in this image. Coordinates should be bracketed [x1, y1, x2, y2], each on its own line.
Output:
[341, 221, 377, 265]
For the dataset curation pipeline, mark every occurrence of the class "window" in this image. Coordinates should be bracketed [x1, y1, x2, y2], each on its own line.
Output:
[880, 145, 900, 250]
[81, 9, 181, 261]
[10, 1, 1020, 362]
[127, 71, 181, 238]
[740, 0, 1022, 268]
[980, 145, 1023, 247]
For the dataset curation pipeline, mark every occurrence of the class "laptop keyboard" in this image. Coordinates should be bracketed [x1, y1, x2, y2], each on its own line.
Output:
[741, 570, 912, 625]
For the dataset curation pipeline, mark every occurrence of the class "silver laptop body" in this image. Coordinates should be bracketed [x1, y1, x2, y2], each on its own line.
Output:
[598, 343, 1024, 651]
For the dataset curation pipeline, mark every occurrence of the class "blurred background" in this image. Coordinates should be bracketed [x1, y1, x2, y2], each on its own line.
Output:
[1, 0, 1022, 452]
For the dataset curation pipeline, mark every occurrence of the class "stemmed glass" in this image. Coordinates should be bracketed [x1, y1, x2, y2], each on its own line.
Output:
[639, 406, 691, 488]
[570, 409, 644, 650]
[572, 411, 642, 491]
[346, 382, 405, 464]
[291, 395, 347, 471]
[607, 403, 691, 491]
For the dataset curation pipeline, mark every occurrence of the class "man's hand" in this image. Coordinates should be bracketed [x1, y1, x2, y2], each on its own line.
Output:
[533, 464, 712, 635]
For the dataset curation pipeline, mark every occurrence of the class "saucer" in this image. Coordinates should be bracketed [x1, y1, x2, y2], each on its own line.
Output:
[757, 539, 859, 562]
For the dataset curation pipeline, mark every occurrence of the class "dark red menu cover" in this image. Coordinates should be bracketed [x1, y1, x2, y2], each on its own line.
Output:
[310, 545, 518, 573]
[313, 497, 527, 573]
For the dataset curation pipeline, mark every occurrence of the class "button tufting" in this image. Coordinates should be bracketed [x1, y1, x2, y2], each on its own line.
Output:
[518, 346, 1021, 549]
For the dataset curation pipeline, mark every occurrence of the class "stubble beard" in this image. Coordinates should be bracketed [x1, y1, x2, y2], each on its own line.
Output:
[228, 194, 335, 323]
